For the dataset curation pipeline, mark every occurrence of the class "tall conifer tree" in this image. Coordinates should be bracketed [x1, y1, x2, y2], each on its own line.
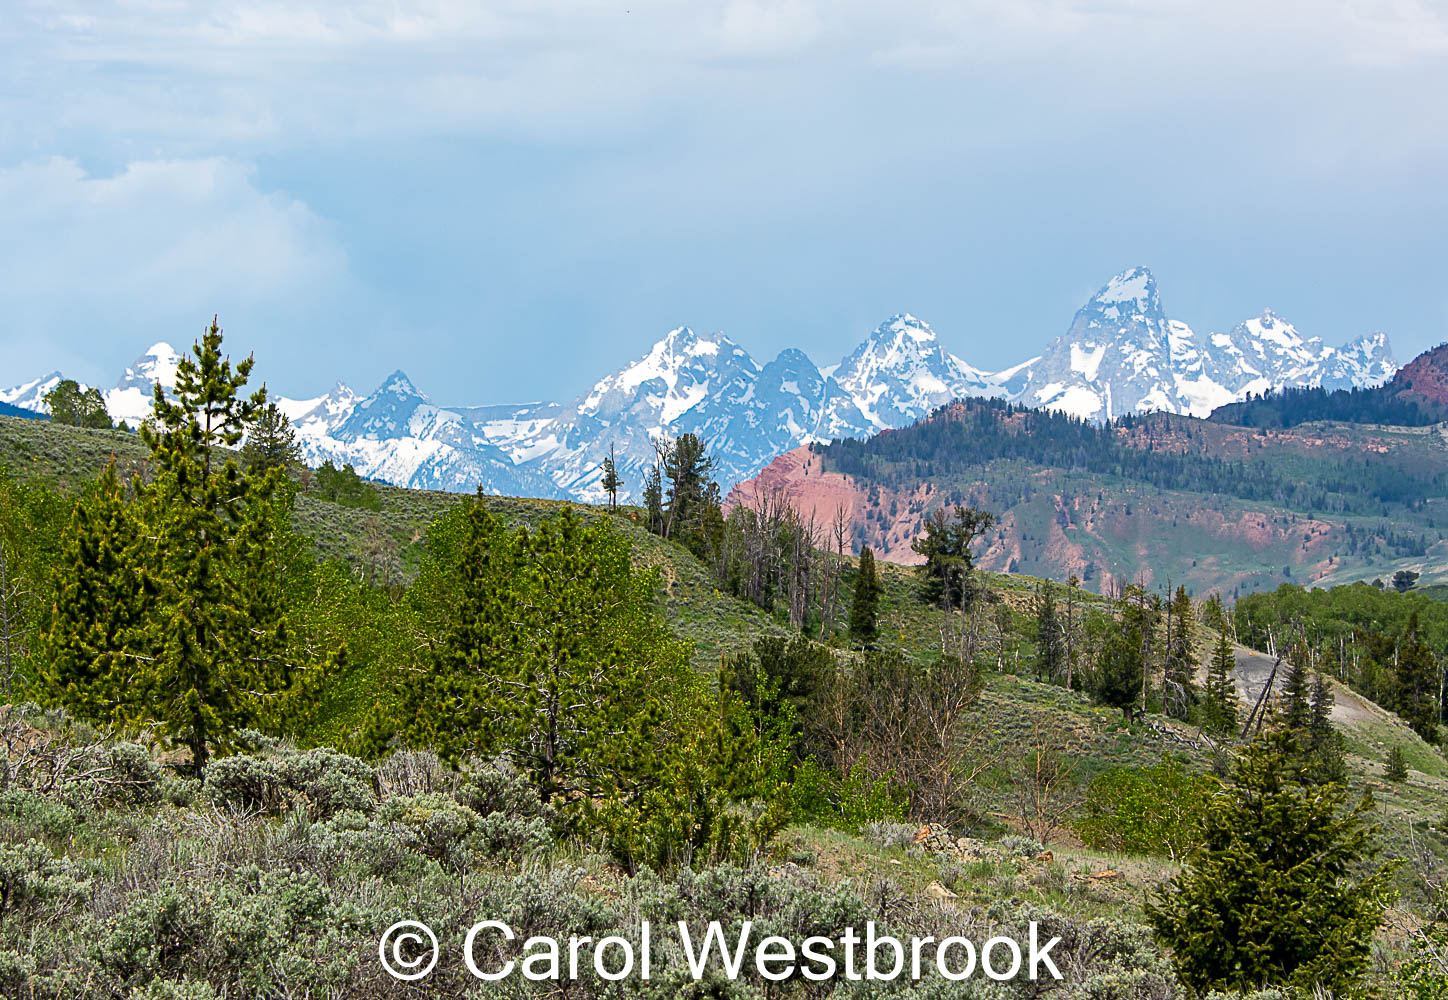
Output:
[43, 319, 318, 774]
[1033, 580, 1064, 683]
[1205, 628, 1241, 736]
[600, 444, 622, 510]
[1396, 613, 1439, 742]
[240, 401, 301, 473]
[1280, 640, 1313, 733]
[396, 500, 687, 804]
[1163, 585, 1197, 720]
[41, 464, 152, 721]
[848, 546, 881, 645]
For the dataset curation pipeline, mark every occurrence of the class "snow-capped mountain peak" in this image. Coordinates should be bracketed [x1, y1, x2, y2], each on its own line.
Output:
[2, 266, 1402, 504]
[101, 343, 190, 425]
[574, 327, 755, 423]
[117, 343, 183, 391]
[833, 314, 998, 430]
[0, 372, 62, 412]
[1241, 309, 1308, 351]
[875, 313, 936, 344]
[1092, 266, 1161, 316]
[279, 382, 358, 431]
[1021, 267, 1175, 420]
[1079, 267, 1167, 331]
[376, 370, 424, 399]
[1016, 269, 1398, 422]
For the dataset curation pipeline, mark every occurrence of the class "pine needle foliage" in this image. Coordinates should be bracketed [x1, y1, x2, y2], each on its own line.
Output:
[389, 497, 784, 870]
[1204, 628, 1241, 736]
[41, 319, 326, 774]
[1146, 730, 1397, 997]
[848, 546, 881, 645]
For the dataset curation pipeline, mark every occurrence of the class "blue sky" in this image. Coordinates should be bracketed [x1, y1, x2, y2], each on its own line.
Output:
[3, 0, 1447, 405]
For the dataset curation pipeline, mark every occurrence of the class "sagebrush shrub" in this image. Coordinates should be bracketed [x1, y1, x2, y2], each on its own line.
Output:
[861, 820, 919, 850]
[0, 839, 90, 921]
[279, 747, 377, 818]
[376, 792, 485, 874]
[375, 748, 450, 798]
[203, 756, 286, 813]
[127, 980, 221, 1000]
[0, 787, 76, 841]
[455, 759, 549, 819]
[998, 833, 1047, 856]
[100, 742, 164, 805]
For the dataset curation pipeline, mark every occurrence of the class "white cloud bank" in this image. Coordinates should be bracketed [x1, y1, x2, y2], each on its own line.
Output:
[0, 157, 352, 385]
[7, 0, 1447, 154]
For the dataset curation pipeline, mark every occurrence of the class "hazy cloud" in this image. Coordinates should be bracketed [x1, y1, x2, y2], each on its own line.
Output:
[0, 157, 354, 386]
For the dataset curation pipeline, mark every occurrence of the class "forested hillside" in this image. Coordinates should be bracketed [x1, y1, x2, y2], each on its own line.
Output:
[3, 330, 1448, 998]
[732, 396, 1448, 596]
[1209, 342, 1448, 429]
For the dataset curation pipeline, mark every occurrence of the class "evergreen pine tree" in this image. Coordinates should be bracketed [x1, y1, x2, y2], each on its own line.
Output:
[911, 504, 994, 612]
[1205, 628, 1241, 736]
[1032, 580, 1064, 683]
[661, 433, 718, 554]
[848, 546, 881, 646]
[1164, 585, 1197, 720]
[1396, 613, 1440, 742]
[1386, 746, 1409, 782]
[1309, 671, 1336, 749]
[39, 463, 153, 721]
[1146, 730, 1395, 996]
[395, 501, 688, 804]
[600, 444, 622, 510]
[1392, 569, 1421, 593]
[43, 378, 111, 428]
[1280, 640, 1313, 733]
[43, 319, 320, 774]
[240, 401, 301, 473]
[1093, 596, 1146, 722]
[1304, 670, 1349, 784]
[642, 465, 663, 535]
[1202, 593, 1228, 634]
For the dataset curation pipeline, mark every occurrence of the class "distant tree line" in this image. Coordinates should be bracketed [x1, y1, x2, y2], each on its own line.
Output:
[818, 396, 1447, 514]
[1208, 382, 1441, 429]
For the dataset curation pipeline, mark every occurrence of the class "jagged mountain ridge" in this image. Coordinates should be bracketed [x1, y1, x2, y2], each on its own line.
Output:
[1016, 267, 1398, 422]
[1, 267, 1398, 500]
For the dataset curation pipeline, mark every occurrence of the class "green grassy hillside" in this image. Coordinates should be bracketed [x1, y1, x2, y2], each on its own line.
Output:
[5, 411, 1448, 997]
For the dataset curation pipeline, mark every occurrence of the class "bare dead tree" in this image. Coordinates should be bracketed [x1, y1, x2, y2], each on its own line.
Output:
[0, 706, 151, 795]
[941, 583, 991, 668]
[360, 516, 402, 596]
[1063, 574, 1081, 691]
[818, 503, 850, 636]
[993, 599, 1013, 672]
[1240, 656, 1282, 741]
[815, 647, 995, 824]
[1010, 717, 1086, 844]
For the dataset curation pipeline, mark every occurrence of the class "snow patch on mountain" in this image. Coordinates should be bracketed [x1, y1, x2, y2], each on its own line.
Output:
[0, 372, 62, 412]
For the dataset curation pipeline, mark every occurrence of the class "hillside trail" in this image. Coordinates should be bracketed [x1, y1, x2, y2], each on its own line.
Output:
[1229, 645, 1379, 726]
